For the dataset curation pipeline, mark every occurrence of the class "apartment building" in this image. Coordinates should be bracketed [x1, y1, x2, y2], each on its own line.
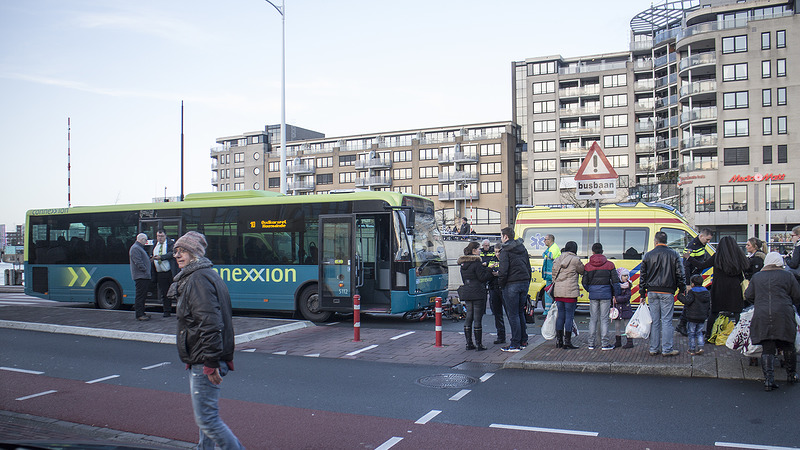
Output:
[210, 122, 518, 233]
[514, 0, 798, 242]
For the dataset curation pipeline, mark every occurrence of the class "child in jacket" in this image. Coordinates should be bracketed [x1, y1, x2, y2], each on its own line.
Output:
[682, 274, 711, 355]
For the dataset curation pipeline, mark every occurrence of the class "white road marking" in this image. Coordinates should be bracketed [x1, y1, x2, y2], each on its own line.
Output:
[449, 389, 471, 401]
[86, 374, 120, 384]
[304, 353, 320, 358]
[241, 349, 256, 353]
[415, 410, 441, 424]
[1, 367, 44, 375]
[715, 442, 799, 450]
[346, 344, 378, 356]
[391, 331, 415, 340]
[325, 322, 340, 326]
[141, 362, 171, 370]
[272, 351, 287, 355]
[375, 437, 403, 450]
[16, 390, 57, 401]
[0, 301, 36, 305]
[480, 372, 495, 382]
[489, 423, 599, 437]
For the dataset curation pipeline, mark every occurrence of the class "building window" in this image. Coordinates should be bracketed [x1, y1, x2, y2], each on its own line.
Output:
[604, 135, 628, 148]
[253, 182, 260, 190]
[480, 162, 503, 174]
[761, 32, 771, 50]
[419, 148, 438, 161]
[720, 185, 748, 211]
[533, 101, 556, 113]
[723, 91, 748, 109]
[724, 147, 749, 166]
[234, 168, 244, 178]
[533, 178, 557, 191]
[471, 208, 502, 225]
[533, 140, 556, 152]
[778, 145, 787, 163]
[419, 184, 438, 196]
[722, 35, 747, 53]
[533, 120, 556, 133]
[777, 87, 787, 105]
[393, 186, 411, 194]
[695, 186, 715, 212]
[603, 94, 628, 108]
[339, 172, 355, 183]
[533, 159, 557, 172]
[724, 119, 749, 137]
[339, 155, 356, 166]
[233, 152, 245, 163]
[776, 59, 786, 77]
[723, 63, 748, 81]
[316, 156, 333, 168]
[253, 167, 260, 175]
[268, 161, 281, 172]
[777, 116, 787, 134]
[528, 61, 557, 75]
[768, 183, 794, 210]
[762, 89, 772, 107]
[762, 60, 771, 78]
[763, 145, 772, 164]
[532, 81, 555, 94]
[392, 168, 412, 180]
[602, 74, 627, 87]
[763, 117, 773, 135]
[603, 114, 628, 128]
[480, 181, 502, 194]
[419, 166, 438, 179]
[392, 150, 412, 162]
[316, 173, 333, 185]
[233, 182, 244, 191]
[776, 30, 786, 48]
[479, 143, 501, 156]
[608, 154, 629, 168]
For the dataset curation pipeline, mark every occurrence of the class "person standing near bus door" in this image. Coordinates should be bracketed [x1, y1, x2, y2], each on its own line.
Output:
[541, 234, 560, 317]
[152, 229, 177, 317]
[167, 231, 244, 449]
[498, 227, 532, 352]
[129, 233, 151, 321]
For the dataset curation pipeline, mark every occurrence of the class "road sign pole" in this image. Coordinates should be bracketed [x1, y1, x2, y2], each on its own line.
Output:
[595, 199, 600, 243]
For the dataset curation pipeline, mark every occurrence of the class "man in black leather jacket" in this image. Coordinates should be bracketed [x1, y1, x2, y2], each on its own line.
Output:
[498, 227, 532, 352]
[639, 231, 686, 357]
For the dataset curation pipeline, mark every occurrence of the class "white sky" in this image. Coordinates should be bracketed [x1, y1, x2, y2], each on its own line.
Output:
[0, 0, 651, 227]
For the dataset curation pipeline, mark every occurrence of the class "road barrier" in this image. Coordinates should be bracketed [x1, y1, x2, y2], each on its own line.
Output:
[434, 297, 442, 347]
[353, 294, 361, 342]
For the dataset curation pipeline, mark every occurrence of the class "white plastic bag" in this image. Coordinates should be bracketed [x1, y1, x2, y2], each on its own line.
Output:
[726, 306, 761, 356]
[542, 303, 558, 340]
[794, 310, 800, 352]
[625, 301, 652, 340]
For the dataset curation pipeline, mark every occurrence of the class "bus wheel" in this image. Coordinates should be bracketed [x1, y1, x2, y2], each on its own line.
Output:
[96, 281, 123, 310]
[298, 286, 331, 322]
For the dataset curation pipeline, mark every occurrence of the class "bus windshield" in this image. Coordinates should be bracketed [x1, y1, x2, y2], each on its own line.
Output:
[410, 212, 447, 275]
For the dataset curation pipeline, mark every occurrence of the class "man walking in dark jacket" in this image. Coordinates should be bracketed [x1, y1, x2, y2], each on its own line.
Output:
[128, 233, 151, 321]
[640, 231, 686, 357]
[498, 227, 532, 352]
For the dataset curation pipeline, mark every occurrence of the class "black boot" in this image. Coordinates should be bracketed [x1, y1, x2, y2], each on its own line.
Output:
[563, 331, 579, 350]
[762, 354, 780, 391]
[493, 334, 506, 345]
[555, 330, 564, 348]
[464, 327, 476, 350]
[622, 336, 634, 349]
[676, 317, 688, 337]
[785, 347, 799, 384]
[474, 328, 486, 351]
[614, 335, 622, 349]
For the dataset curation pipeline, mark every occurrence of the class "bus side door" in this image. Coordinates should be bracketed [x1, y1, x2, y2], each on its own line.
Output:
[319, 215, 355, 310]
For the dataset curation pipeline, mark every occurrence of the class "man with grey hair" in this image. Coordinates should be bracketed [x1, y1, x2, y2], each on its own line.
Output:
[129, 233, 151, 321]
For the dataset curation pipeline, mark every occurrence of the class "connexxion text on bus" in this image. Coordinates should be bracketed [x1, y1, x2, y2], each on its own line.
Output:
[514, 202, 713, 310]
[24, 190, 448, 321]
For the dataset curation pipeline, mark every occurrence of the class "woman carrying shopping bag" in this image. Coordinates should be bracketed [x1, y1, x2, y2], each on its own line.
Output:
[551, 241, 584, 349]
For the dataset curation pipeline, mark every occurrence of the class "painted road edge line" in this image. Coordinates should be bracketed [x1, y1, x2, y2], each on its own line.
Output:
[1, 367, 44, 375]
[141, 362, 171, 370]
[375, 437, 403, 450]
[449, 389, 471, 401]
[391, 331, 416, 340]
[715, 442, 799, 450]
[346, 344, 378, 356]
[415, 410, 442, 424]
[16, 390, 57, 401]
[86, 375, 120, 384]
[489, 423, 599, 437]
[480, 372, 495, 382]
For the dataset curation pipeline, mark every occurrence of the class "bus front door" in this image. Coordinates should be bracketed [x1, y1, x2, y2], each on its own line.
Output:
[319, 215, 355, 310]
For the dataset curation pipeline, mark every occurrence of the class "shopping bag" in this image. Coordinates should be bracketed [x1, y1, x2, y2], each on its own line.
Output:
[794, 310, 800, 352]
[541, 303, 558, 340]
[625, 301, 652, 339]
[524, 295, 536, 324]
[708, 313, 735, 345]
[726, 306, 761, 356]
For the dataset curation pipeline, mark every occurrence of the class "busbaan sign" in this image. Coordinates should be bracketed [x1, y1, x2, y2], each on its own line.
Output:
[728, 173, 785, 183]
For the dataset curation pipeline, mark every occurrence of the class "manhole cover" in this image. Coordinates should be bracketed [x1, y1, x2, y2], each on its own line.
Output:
[416, 373, 478, 389]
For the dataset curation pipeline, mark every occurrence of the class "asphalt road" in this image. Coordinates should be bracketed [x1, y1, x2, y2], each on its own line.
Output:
[2, 327, 797, 449]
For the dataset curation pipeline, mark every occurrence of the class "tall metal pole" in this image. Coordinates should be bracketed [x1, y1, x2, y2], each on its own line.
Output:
[67, 117, 71, 208]
[266, 0, 287, 195]
[768, 176, 773, 246]
[180, 101, 185, 201]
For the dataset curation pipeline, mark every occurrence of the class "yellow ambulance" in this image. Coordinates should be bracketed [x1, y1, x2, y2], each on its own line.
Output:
[514, 202, 712, 309]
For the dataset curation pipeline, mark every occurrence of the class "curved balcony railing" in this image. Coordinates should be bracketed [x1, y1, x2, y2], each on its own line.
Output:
[680, 106, 717, 125]
[679, 80, 717, 99]
[654, 52, 677, 68]
[679, 52, 717, 72]
[681, 134, 718, 150]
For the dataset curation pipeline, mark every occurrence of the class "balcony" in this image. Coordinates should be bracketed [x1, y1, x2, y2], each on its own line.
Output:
[655, 94, 678, 110]
[559, 146, 588, 157]
[679, 52, 717, 73]
[681, 159, 718, 172]
[558, 60, 627, 75]
[654, 52, 677, 69]
[210, 146, 227, 156]
[355, 157, 392, 171]
[635, 121, 655, 133]
[680, 106, 717, 125]
[656, 116, 679, 129]
[288, 181, 315, 192]
[635, 100, 655, 112]
[560, 167, 579, 176]
[630, 39, 653, 52]
[439, 190, 480, 201]
[559, 126, 600, 137]
[287, 162, 315, 175]
[633, 59, 653, 72]
[655, 73, 677, 89]
[557, 85, 600, 98]
[681, 134, 718, 151]
[677, 18, 749, 43]
[679, 80, 717, 101]
[654, 28, 680, 45]
[559, 105, 600, 117]
[656, 137, 679, 151]
[439, 171, 479, 183]
[438, 151, 478, 164]
[656, 159, 679, 172]
[634, 79, 655, 92]
[635, 142, 656, 154]
[355, 176, 392, 188]
[636, 162, 657, 172]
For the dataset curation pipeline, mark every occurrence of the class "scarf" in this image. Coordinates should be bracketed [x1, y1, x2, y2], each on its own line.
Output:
[167, 257, 214, 301]
[153, 242, 171, 272]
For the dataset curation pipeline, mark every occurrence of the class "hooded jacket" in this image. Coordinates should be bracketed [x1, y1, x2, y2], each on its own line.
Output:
[458, 254, 494, 301]
[497, 238, 532, 288]
[682, 286, 711, 323]
[581, 253, 621, 300]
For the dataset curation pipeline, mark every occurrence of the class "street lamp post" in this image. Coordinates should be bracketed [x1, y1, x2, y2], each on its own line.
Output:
[265, 0, 287, 195]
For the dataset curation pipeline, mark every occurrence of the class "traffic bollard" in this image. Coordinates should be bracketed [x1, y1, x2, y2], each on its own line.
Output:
[353, 294, 361, 342]
[434, 297, 442, 347]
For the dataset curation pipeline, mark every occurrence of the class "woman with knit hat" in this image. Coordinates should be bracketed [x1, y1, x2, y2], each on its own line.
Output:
[168, 231, 244, 449]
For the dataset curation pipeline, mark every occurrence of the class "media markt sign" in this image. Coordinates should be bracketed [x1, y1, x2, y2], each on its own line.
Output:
[574, 142, 618, 200]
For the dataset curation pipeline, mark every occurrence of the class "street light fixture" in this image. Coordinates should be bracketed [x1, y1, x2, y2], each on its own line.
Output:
[265, 0, 287, 195]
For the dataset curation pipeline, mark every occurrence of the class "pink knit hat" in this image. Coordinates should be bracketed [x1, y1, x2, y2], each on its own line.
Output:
[174, 231, 208, 257]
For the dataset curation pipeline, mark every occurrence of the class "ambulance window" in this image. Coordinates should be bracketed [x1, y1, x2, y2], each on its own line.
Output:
[661, 227, 691, 252]
[598, 227, 648, 260]
[521, 227, 585, 257]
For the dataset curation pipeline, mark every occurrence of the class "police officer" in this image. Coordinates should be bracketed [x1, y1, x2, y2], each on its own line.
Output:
[481, 239, 506, 344]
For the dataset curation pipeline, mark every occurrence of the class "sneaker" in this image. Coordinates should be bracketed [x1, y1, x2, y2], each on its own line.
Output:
[662, 349, 680, 357]
[520, 341, 528, 349]
[601, 345, 615, 351]
[588, 345, 596, 350]
[501, 346, 521, 353]
[695, 348, 704, 355]
[649, 350, 661, 356]
[136, 315, 150, 321]
[688, 349, 696, 356]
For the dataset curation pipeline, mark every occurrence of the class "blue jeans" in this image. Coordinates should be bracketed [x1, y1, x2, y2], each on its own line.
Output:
[648, 292, 676, 354]
[503, 282, 529, 347]
[588, 299, 611, 347]
[687, 321, 705, 351]
[555, 301, 577, 333]
[190, 363, 244, 450]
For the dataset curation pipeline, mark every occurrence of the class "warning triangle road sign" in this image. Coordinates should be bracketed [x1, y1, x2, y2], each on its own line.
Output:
[573, 142, 618, 181]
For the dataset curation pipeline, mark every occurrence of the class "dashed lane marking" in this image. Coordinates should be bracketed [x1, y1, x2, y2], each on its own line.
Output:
[414, 410, 441, 425]
[241, 349, 256, 353]
[86, 375, 120, 384]
[346, 344, 378, 356]
[375, 437, 403, 450]
[448, 389, 471, 401]
[0, 301, 36, 305]
[272, 351, 287, 355]
[489, 423, 599, 437]
[1, 367, 44, 375]
[715, 442, 799, 450]
[479, 372, 495, 382]
[16, 390, 57, 401]
[141, 362, 171, 370]
[390, 331, 415, 340]
[304, 353, 320, 358]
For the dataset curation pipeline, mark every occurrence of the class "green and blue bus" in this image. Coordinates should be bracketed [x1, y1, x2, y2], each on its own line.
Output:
[24, 190, 448, 321]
